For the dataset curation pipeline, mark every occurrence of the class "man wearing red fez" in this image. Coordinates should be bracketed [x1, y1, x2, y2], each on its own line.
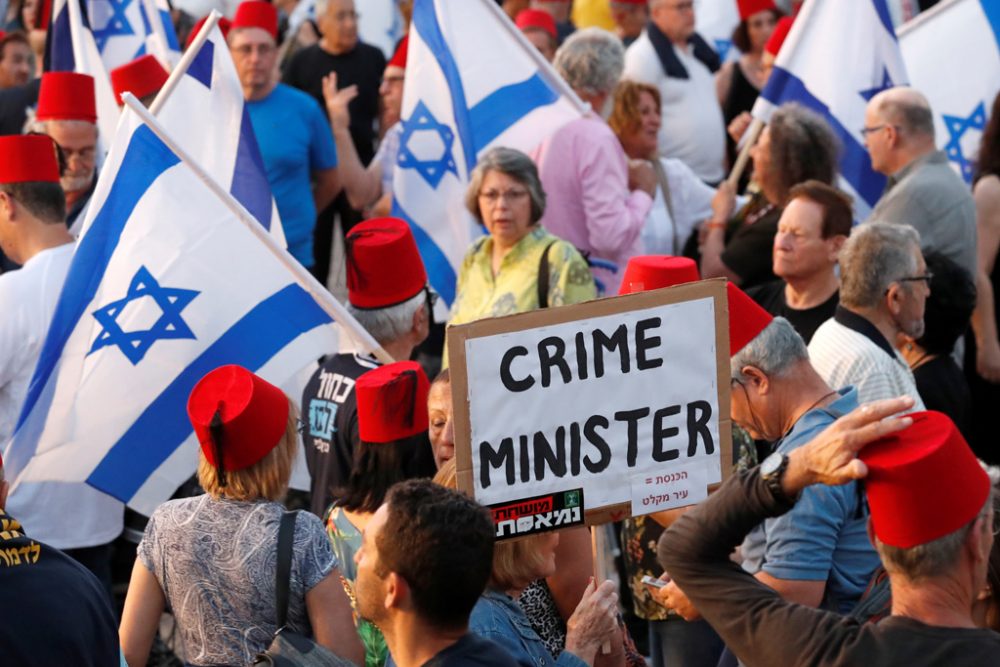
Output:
[658, 400, 1000, 664]
[283, 0, 387, 280]
[609, 0, 647, 48]
[27, 71, 99, 230]
[228, 0, 340, 275]
[0, 31, 32, 90]
[515, 9, 558, 62]
[623, 0, 725, 184]
[300, 217, 434, 516]
[323, 36, 407, 218]
[110, 54, 169, 108]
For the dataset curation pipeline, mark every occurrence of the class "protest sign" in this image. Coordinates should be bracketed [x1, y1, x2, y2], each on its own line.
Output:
[449, 279, 732, 525]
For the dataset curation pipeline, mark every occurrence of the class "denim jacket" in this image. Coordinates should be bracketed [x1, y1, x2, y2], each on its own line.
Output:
[468, 589, 587, 667]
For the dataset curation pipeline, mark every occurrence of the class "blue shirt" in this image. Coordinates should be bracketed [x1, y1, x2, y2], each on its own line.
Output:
[246, 83, 337, 268]
[741, 387, 880, 613]
[469, 590, 587, 667]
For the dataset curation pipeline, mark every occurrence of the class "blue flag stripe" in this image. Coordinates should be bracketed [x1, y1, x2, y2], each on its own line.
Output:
[470, 73, 559, 154]
[48, 5, 76, 71]
[159, 8, 180, 50]
[188, 40, 214, 89]
[231, 106, 274, 230]
[872, 0, 896, 38]
[86, 283, 332, 502]
[412, 0, 476, 179]
[8, 126, 180, 475]
[392, 199, 459, 306]
[983, 0, 1000, 46]
[762, 67, 886, 209]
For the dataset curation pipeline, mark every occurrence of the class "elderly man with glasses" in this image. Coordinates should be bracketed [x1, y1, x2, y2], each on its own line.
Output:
[808, 222, 928, 410]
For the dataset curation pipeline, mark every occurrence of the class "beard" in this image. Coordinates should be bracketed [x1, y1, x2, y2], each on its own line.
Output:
[61, 172, 93, 194]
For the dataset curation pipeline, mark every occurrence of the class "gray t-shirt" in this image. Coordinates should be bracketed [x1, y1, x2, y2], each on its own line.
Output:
[138, 495, 337, 666]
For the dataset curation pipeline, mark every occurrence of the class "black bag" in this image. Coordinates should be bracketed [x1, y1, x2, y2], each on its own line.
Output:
[253, 512, 357, 667]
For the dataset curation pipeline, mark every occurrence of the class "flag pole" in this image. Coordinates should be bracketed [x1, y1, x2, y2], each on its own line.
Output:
[122, 94, 395, 364]
[148, 10, 221, 115]
[726, 118, 764, 189]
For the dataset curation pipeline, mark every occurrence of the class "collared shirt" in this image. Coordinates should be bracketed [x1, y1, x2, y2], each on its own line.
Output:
[807, 306, 925, 411]
[868, 149, 977, 272]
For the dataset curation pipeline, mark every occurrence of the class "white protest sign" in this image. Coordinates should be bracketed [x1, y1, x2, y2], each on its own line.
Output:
[449, 279, 732, 524]
[629, 460, 710, 515]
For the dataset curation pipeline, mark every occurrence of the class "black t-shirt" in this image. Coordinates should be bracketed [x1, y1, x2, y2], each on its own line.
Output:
[282, 42, 386, 164]
[913, 355, 973, 442]
[720, 194, 782, 289]
[746, 279, 839, 344]
[0, 511, 119, 667]
[422, 633, 520, 667]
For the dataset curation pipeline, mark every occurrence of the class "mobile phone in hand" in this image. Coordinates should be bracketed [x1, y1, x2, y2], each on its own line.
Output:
[641, 575, 667, 589]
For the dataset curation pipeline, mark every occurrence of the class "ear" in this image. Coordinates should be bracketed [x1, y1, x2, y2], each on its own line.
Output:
[884, 283, 904, 317]
[0, 191, 15, 220]
[742, 366, 770, 395]
[826, 235, 846, 262]
[966, 514, 991, 564]
[385, 571, 409, 611]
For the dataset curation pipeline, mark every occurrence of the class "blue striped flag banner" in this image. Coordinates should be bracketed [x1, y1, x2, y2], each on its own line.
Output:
[751, 0, 909, 221]
[86, 0, 180, 71]
[898, 0, 1000, 184]
[391, 0, 587, 311]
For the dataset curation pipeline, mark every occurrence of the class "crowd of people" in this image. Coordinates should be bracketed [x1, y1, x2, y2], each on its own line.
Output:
[1, 0, 1000, 665]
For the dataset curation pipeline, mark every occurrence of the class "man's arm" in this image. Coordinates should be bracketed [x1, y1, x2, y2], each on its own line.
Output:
[312, 167, 341, 215]
[754, 571, 825, 608]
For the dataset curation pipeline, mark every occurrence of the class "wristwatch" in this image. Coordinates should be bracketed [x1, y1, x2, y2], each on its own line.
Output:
[760, 451, 794, 503]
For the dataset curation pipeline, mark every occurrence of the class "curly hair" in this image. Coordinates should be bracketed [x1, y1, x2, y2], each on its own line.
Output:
[608, 79, 660, 140]
[766, 103, 840, 203]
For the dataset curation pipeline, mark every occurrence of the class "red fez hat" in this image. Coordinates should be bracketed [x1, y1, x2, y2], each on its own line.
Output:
[515, 9, 557, 41]
[110, 55, 169, 106]
[346, 217, 427, 310]
[187, 365, 289, 477]
[619, 256, 699, 295]
[860, 411, 991, 549]
[186, 16, 232, 49]
[0, 135, 60, 184]
[737, 0, 776, 20]
[387, 35, 408, 70]
[356, 361, 430, 443]
[0, 30, 6, 41]
[727, 282, 773, 356]
[764, 16, 793, 57]
[36, 72, 97, 123]
[232, 1, 278, 40]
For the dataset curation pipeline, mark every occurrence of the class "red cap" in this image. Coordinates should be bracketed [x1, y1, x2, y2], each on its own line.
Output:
[860, 411, 991, 549]
[36, 72, 97, 123]
[727, 282, 773, 356]
[764, 16, 793, 57]
[110, 55, 169, 106]
[232, 1, 278, 40]
[0, 30, 6, 41]
[619, 256, 699, 295]
[0, 135, 60, 184]
[186, 16, 232, 49]
[387, 35, 408, 70]
[187, 365, 289, 473]
[737, 0, 776, 20]
[346, 217, 427, 310]
[356, 361, 430, 443]
[515, 9, 557, 41]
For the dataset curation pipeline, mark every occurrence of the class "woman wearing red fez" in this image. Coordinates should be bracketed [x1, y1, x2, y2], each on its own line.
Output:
[119, 366, 363, 667]
[323, 361, 431, 667]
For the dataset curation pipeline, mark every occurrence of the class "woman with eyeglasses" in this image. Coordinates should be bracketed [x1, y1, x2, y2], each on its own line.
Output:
[447, 147, 596, 339]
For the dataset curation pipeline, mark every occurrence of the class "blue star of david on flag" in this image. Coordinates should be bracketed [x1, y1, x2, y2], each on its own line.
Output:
[397, 100, 458, 189]
[89, 265, 200, 365]
[89, 0, 136, 52]
[713, 39, 733, 63]
[943, 102, 987, 185]
[859, 68, 895, 103]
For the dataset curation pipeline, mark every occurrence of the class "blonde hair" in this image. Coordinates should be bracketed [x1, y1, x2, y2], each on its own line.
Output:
[198, 398, 299, 502]
[432, 457, 549, 591]
[608, 79, 661, 140]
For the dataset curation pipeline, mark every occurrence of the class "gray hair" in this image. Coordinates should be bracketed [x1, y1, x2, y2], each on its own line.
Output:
[767, 103, 840, 201]
[839, 222, 921, 310]
[874, 87, 935, 140]
[553, 28, 625, 98]
[731, 317, 808, 381]
[23, 117, 98, 139]
[465, 147, 546, 225]
[876, 490, 994, 580]
[348, 289, 425, 346]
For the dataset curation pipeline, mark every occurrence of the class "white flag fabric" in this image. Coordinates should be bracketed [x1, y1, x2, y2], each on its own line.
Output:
[86, 0, 180, 71]
[47, 0, 121, 153]
[752, 0, 909, 221]
[4, 108, 340, 515]
[153, 22, 286, 247]
[899, 0, 1000, 184]
[391, 0, 586, 308]
[695, 0, 741, 62]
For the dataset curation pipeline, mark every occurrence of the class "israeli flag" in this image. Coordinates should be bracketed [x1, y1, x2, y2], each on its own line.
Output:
[899, 0, 1000, 184]
[153, 20, 286, 247]
[3, 106, 341, 515]
[392, 0, 586, 308]
[46, 0, 121, 154]
[86, 0, 181, 71]
[752, 0, 909, 221]
[695, 0, 740, 62]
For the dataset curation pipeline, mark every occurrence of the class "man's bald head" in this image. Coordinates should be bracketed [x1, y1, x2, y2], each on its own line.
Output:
[869, 87, 935, 141]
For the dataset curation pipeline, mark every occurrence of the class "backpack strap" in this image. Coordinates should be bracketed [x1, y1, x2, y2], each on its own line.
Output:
[275, 511, 297, 630]
[537, 240, 558, 309]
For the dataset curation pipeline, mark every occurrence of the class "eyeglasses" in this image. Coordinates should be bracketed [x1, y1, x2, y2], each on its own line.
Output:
[479, 189, 529, 205]
[667, 1, 695, 11]
[232, 42, 276, 57]
[898, 272, 934, 285]
[860, 124, 894, 137]
[331, 9, 359, 21]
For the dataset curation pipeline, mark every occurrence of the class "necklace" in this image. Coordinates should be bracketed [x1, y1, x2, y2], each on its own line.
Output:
[781, 390, 839, 440]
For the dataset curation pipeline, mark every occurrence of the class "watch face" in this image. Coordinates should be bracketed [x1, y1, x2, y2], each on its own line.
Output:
[761, 452, 783, 476]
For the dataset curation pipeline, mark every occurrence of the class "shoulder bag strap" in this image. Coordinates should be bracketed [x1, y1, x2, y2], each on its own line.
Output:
[650, 159, 680, 253]
[275, 510, 297, 630]
[537, 240, 558, 309]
